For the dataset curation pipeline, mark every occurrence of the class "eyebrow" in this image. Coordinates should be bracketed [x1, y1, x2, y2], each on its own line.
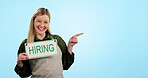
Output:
[35, 19, 49, 21]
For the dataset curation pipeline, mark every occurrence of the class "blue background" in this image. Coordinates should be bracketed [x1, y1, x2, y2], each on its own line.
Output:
[0, 0, 148, 78]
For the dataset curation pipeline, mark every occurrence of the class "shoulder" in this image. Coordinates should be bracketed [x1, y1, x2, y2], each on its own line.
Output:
[19, 39, 27, 46]
[19, 39, 27, 47]
[50, 34, 66, 44]
[18, 39, 27, 54]
[21, 39, 27, 44]
[51, 34, 63, 39]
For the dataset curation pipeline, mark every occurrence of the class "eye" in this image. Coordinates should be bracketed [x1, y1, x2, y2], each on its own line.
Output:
[37, 20, 41, 22]
[44, 21, 48, 24]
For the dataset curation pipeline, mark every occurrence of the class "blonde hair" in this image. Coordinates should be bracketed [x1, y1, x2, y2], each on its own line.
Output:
[27, 8, 51, 43]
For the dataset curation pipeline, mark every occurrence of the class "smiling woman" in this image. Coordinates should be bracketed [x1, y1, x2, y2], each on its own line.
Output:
[27, 8, 51, 43]
[14, 8, 83, 78]
[34, 15, 49, 35]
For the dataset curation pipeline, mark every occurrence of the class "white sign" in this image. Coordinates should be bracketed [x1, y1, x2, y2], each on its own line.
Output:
[25, 40, 58, 59]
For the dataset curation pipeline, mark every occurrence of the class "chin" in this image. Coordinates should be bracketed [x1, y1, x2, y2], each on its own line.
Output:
[35, 30, 45, 34]
[38, 32, 45, 35]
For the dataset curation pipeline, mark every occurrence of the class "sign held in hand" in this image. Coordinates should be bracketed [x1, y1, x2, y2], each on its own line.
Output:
[25, 40, 58, 59]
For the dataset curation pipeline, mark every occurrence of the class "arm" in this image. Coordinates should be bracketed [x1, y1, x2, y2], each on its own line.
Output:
[68, 33, 84, 54]
[65, 33, 84, 69]
[14, 61, 32, 77]
[14, 39, 32, 77]
[53, 35, 75, 70]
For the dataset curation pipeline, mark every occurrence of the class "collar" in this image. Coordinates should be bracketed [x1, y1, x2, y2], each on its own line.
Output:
[34, 32, 52, 41]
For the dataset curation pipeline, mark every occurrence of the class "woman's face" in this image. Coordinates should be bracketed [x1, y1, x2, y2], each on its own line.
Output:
[34, 15, 49, 35]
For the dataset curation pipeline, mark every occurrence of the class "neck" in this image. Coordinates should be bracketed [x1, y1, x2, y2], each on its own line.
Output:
[36, 33, 46, 40]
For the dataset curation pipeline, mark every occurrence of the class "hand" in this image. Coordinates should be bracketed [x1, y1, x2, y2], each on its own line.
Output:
[17, 53, 29, 68]
[68, 33, 84, 47]
[68, 33, 84, 54]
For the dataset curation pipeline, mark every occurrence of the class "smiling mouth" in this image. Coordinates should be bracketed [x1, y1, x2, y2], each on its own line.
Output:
[38, 26, 45, 31]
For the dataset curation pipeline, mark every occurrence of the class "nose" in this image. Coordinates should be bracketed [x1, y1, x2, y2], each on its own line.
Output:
[40, 22, 44, 27]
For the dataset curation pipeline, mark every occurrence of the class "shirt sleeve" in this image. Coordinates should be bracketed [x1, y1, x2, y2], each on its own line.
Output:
[14, 39, 32, 77]
[53, 35, 75, 70]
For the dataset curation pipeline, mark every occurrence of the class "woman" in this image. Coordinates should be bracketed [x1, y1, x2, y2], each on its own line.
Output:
[14, 8, 83, 78]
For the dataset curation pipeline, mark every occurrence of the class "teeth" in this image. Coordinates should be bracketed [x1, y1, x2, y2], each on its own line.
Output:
[39, 27, 44, 30]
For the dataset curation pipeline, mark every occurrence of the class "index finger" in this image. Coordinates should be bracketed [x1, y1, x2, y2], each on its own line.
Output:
[74, 33, 84, 37]
[20, 53, 28, 56]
